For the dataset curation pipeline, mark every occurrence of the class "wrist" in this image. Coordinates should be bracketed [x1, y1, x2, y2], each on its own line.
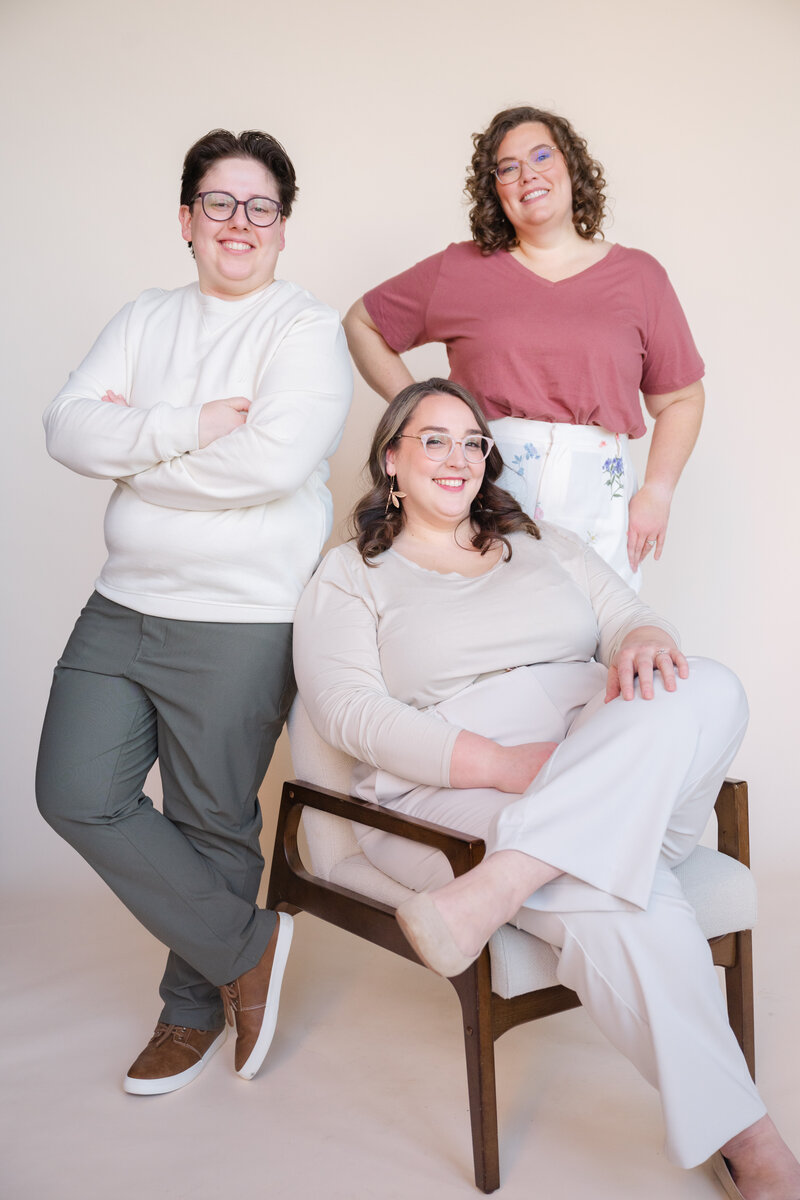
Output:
[639, 477, 674, 502]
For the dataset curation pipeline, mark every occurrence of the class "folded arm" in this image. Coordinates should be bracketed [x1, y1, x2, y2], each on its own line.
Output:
[121, 312, 352, 510]
[43, 302, 202, 479]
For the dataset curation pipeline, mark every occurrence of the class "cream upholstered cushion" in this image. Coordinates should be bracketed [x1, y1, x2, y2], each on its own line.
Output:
[287, 697, 757, 1001]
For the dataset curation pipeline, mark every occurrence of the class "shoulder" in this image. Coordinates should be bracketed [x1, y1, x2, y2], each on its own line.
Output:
[298, 542, 384, 621]
[259, 283, 348, 360]
[442, 240, 498, 272]
[608, 245, 670, 285]
[308, 541, 379, 590]
[97, 286, 177, 343]
[129, 284, 188, 312]
[272, 279, 340, 322]
[535, 521, 590, 560]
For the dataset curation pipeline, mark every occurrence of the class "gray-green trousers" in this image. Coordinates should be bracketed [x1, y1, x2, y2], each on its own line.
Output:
[36, 592, 295, 1030]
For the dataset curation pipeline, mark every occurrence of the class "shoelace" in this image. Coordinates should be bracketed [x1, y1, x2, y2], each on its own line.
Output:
[220, 981, 241, 1027]
[151, 1022, 189, 1046]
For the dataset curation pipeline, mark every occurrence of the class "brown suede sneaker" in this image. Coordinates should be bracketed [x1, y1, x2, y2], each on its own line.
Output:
[220, 911, 294, 1080]
[123, 1022, 227, 1095]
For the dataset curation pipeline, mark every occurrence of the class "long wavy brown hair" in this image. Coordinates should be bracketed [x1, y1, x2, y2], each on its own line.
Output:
[465, 106, 607, 255]
[351, 378, 539, 563]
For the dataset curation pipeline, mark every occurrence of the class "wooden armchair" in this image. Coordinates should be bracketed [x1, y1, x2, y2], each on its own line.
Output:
[266, 699, 757, 1193]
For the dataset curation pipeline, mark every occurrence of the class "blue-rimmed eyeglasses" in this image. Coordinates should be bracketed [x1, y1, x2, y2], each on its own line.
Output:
[493, 145, 557, 185]
[397, 433, 495, 463]
[191, 191, 283, 227]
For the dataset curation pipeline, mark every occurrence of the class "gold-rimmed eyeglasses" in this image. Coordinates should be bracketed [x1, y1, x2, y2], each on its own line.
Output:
[493, 144, 558, 185]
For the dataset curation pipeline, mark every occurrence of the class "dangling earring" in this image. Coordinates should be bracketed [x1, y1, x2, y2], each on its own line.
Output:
[384, 474, 406, 514]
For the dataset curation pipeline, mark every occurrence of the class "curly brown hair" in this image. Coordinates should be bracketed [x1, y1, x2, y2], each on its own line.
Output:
[350, 378, 539, 563]
[465, 106, 607, 254]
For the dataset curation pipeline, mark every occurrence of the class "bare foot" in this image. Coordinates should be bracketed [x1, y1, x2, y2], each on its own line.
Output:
[722, 1116, 800, 1199]
[425, 850, 562, 959]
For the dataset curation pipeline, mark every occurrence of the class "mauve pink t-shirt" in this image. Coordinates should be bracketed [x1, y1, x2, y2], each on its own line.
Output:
[363, 242, 704, 437]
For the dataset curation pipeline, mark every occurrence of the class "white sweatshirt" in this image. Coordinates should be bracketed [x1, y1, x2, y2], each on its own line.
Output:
[44, 280, 353, 622]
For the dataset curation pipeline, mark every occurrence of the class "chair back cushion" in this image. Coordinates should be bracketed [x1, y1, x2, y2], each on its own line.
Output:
[287, 696, 361, 881]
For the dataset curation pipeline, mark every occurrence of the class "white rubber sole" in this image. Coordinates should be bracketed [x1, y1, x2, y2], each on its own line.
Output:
[237, 912, 294, 1080]
[123, 1025, 227, 1095]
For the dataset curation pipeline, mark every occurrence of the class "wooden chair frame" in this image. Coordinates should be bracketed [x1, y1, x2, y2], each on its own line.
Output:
[266, 777, 755, 1193]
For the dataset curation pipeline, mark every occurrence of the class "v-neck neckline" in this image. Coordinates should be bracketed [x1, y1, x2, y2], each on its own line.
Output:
[502, 242, 619, 289]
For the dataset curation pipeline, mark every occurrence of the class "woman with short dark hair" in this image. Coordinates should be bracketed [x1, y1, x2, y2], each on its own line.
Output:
[37, 128, 352, 1096]
[344, 106, 704, 590]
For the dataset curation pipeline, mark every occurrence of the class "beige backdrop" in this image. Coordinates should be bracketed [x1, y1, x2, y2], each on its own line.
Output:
[2, 0, 798, 912]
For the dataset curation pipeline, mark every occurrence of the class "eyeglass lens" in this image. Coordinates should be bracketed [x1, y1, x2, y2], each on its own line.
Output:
[200, 192, 281, 226]
[494, 145, 554, 183]
[422, 435, 492, 463]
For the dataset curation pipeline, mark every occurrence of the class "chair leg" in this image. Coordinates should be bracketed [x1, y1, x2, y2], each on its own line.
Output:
[724, 928, 756, 1081]
[451, 952, 501, 1194]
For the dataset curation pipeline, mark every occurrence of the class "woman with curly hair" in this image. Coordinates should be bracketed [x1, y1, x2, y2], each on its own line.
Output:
[294, 379, 800, 1196]
[344, 106, 705, 589]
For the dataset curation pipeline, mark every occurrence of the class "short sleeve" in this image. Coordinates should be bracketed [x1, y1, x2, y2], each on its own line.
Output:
[362, 250, 446, 353]
[639, 258, 705, 396]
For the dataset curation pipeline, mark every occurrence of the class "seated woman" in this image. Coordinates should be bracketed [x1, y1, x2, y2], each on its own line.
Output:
[293, 378, 800, 1197]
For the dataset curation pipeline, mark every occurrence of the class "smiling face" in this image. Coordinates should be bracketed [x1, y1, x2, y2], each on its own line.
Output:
[384, 392, 486, 535]
[179, 156, 285, 300]
[494, 120, 573, 239]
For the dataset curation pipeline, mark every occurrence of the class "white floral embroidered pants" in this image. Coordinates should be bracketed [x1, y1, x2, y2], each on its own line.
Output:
[489, 417, 640, 590]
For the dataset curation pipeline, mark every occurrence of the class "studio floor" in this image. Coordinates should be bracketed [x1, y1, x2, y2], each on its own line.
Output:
[3, 875, 799, 1200]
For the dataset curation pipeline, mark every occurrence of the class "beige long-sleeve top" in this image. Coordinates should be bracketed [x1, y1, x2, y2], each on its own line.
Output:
[293, 524, 678, 788]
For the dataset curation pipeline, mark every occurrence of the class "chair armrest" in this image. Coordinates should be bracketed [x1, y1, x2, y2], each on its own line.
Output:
[714, 778, 750, 868]
[285, 779, 486, 875]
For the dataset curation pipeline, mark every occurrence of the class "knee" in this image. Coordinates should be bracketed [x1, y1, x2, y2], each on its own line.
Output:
[680, 657, 749, 736]
[35, 742, 112, 838]
[35, 747, 78, 834]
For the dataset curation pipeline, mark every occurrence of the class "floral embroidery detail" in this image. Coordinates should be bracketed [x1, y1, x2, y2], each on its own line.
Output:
[602, 455, 625, 500]
[586, 530, 597, 543]
[534, 504, 545, 520]
[510, 442, 540, 477]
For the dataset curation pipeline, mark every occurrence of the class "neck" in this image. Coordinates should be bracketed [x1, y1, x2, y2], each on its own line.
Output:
[514, 222, 584, 260]
[396, 515, 475, 548]
[197, 277, 274, 302]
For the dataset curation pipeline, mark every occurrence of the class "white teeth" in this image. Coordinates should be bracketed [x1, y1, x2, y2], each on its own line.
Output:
[434, 479, 463, 488]
[523, 189, 548, 200]
[222, 240, 252, 250]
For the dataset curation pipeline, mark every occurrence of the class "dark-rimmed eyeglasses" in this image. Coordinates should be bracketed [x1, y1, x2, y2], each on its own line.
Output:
[493, 145, 558, 185]
[191, 191, 283, 227]
[397, 433, 494, 463]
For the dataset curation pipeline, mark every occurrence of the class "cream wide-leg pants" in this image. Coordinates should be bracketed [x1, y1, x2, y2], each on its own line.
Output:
[351, 658, 765, 1167]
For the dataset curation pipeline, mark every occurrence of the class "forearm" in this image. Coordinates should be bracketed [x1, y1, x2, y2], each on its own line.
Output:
[343, 300, 414, 402]
[123, 313, 352, 508]
[450, 731, 558, 794]
[449, 731, 508, 789]
[581, 540, 678, 662]
[123, 388, 349, 509]
[642, 383, 704, 499]
[44, 396, 201, 479]
[627, 382, 704, 567]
